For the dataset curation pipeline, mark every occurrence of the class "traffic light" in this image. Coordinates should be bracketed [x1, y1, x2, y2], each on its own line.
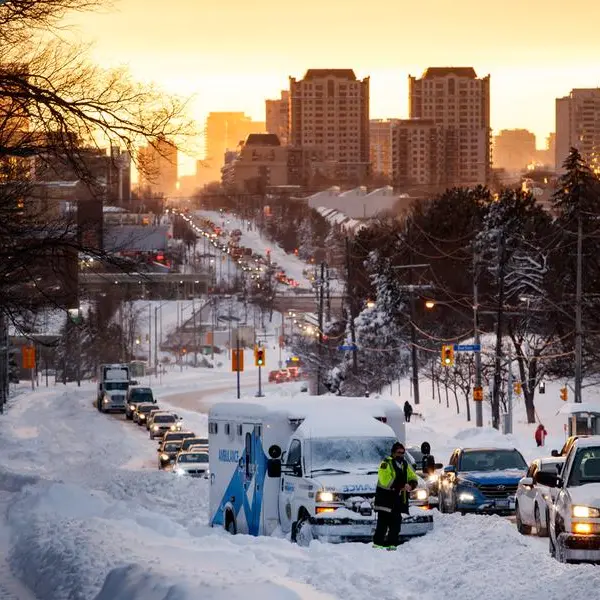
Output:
[514, 382, 522, 395]
[254, 345, 265, 367]
[560, 387, 568, 401]
[441, 344, 454, 367]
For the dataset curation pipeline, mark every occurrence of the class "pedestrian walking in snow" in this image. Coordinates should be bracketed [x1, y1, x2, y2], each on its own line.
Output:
[535, 424, 548, 447]
[403, 401, 413, 423]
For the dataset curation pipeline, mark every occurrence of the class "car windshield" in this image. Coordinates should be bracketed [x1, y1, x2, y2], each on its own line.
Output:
[310, 437, 396, 471]
[164, 444, 179, 452]
[178, 453, 208, 463]
[153, 415, 175, 423]
[460, 450, 527, 472]
[131, 392, 153, 403]
[165, 433, 191, 442]
[105, 382, 128, 391]
[569, 446, 600, 486]
[182, 438, 208, 450]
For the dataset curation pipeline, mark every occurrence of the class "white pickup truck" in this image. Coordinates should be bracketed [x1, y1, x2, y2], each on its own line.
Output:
[536, 435, 600, 563]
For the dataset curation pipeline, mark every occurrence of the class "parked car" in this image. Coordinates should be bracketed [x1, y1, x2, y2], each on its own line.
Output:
[536, 436, 600, 562]
[125, 386, 155, 419]
[515, 456, 566, 536]
[439, 447, 528, 514]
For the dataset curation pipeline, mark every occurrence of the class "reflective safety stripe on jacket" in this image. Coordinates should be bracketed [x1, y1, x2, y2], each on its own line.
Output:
[373, 456, 418, 513]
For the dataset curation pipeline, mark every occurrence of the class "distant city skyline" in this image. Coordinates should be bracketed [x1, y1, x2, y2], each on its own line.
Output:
[66, 0, 600, 175]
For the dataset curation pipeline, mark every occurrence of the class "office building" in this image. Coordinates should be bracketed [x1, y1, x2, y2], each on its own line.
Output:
[408, 67, 491, 186]
[493, 129, 537, 172]
[556, 89, 600, 172]
[266, 91, 290, 145]
[289, 69, 370, 182]
[204, 112, 265, 184]
[138, 136, 178, 197]
[370, 119, 398, 178]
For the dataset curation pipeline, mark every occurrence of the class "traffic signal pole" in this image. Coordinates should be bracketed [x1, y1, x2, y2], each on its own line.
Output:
[473, 250, 483, 428]
[257, 365, 263, 397]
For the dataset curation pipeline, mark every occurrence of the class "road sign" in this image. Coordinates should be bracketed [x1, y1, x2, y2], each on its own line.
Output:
[473, 386, 484, 401]
[232, 349, 244, 372]
[453, 344, 481, 352]
[22, 346, 35, 370]
[338, 344, 358, 351]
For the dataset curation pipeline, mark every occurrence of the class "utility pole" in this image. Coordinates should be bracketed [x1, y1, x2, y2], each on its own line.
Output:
[393, 265, 432, 406]
[316, 261, 325, 395]
[575, 211, 583, 403]
[492, 230, 506, 430]
[345, 237, 358, 375]
[473, 249, 483, 427]
[506, 349, 513, 434]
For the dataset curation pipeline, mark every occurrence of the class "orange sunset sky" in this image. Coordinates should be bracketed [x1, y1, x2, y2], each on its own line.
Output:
[68, 0, 600, 174]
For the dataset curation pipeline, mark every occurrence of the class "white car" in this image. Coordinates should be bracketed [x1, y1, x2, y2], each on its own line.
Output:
[536, 436, 600, 562]
[149, 413, 181, 440]
[515, 456, 565, 536]
[173, 451, 210, 478]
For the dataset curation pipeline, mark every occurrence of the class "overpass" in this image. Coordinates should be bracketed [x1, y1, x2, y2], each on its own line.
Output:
[78, 272, 211, 298]
[273, 292, 345, 314]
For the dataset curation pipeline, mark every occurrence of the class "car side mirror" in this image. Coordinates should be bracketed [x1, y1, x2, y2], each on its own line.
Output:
[519, 476, 534, 487]
[443, 465, 456, 474]
[267, 459, 281, 478]
[535, 471, 560, 488]
[551, 450, 560, 457]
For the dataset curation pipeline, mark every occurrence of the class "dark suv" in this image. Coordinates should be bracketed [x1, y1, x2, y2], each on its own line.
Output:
[125, 386, 155, 420]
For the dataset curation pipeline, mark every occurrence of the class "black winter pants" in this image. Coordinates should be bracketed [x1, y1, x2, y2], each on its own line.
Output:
[373, 509, 402, 547]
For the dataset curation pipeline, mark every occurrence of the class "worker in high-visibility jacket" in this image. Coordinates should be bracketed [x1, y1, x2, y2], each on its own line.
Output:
[373, 442, 418, 549]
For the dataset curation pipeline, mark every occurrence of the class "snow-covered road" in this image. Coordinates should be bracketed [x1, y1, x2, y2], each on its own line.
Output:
[1, 383, 600, 600]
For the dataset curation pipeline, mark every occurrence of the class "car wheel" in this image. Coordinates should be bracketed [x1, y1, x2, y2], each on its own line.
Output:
[295, 517, 314, 547]
[535, 504, 548, 537]
[149, 433, 154, 440]
[515, 503, 532, 535]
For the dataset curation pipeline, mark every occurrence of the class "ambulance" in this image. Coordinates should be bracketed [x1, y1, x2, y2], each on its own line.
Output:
[208, 396, 434, 545]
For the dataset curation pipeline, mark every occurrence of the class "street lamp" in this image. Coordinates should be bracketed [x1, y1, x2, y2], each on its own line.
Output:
[424, 300, 436, 310]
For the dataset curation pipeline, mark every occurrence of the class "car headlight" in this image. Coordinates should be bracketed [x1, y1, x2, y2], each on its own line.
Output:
[428, 474, 439, 483]
[129, 404, 135, 410]
[170, 425, 177, 431]
[457, 478, 477, 488]
[415, 489, 428, 501]
[316, 491, 335, 502]
[459, 492, 475, 502]
[174, 468, 185, 475]
[572, 505, 600, 518]
[160, 453, 169, 461]
[153, 425, 159, 431]
[103, 397, 109, 403]
[139, 414, 146, 420]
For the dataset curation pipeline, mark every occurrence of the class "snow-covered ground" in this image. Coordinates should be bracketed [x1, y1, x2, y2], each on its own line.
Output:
[2, 368, 600, 599]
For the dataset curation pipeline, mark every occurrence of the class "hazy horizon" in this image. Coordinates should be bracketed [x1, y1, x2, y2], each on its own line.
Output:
[66, 0, 600, 172]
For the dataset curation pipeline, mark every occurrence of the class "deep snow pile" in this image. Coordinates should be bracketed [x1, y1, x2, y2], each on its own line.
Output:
[1, 379, 600, 599]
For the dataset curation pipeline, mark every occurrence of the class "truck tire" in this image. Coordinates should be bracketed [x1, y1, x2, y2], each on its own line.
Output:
[294, 517, 313, 547]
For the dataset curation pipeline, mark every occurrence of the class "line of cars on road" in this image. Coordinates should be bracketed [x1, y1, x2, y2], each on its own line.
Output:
[99, 384, 211, 478]
[434, 436, 600, 564]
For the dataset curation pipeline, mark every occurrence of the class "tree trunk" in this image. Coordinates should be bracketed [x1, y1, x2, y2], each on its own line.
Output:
[492, 233, 506, 430]
[453, 389, 460, 414]
[464, 388, 471, 422]
[509, 329, 538, 424]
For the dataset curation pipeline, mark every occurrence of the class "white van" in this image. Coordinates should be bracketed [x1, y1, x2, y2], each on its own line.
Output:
[208, 396, 433, 545]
